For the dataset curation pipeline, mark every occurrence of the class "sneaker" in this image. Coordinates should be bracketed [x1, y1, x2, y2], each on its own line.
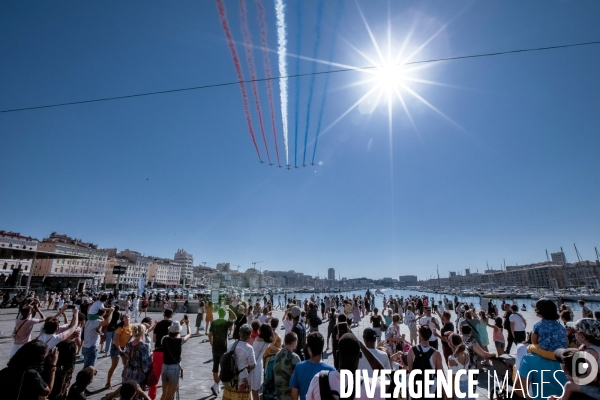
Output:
[211, 383, 220, 396]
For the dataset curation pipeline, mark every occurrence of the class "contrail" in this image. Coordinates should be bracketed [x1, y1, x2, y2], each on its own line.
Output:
[239, 0, 271, 164]
[312, 0, 344, 165]
[256, 0, 280, 167]
[302, 0, 325, 166]
[293, 0, 302, 168]
[215, 0, 261, 161]
[275, 0, 289, 166]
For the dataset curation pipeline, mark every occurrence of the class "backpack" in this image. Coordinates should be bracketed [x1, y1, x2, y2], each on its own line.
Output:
[219, 340, 239, 383]
[411, 345, 435, 389]
[262, 354, 276, 400]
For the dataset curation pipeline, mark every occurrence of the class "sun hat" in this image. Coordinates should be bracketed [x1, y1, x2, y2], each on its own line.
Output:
[168, 321, 182, 333]
[290, 306, 302, 318]
[575, 318, 600, 341]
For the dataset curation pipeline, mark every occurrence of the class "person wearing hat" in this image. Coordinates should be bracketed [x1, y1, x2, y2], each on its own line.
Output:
[159, 319, 191, 400]
[572, 318, 600, 362]
[232, 304, 248, 340]
[357, 327, 391, 377]
[552, 344, 600, 400]
[289, 306, 306, 361]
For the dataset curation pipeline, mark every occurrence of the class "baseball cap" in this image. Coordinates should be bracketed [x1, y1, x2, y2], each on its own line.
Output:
[290, 306, 302, 318]
[363, 328, 378, 340]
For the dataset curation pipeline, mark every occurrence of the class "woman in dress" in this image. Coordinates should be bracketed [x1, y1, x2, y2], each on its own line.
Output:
[352, 299, 361, 327]
[121, 324, 152, 390]
[250, 324, 278, 400]
[476, 310, 490, 351]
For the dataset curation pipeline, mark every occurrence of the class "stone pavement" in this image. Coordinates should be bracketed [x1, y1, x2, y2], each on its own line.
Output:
[0, 305, 538, 399]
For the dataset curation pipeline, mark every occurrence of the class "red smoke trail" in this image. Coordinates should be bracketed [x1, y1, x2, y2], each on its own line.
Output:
[255, 0, 281, 167]
[215, 0, 261, 161]
[239, 0, 271, 165]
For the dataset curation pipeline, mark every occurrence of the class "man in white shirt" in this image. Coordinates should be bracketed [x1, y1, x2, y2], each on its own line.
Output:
[306, 333, 385, 400]
[82, 308, 114, 368]
[357, 328, 391, 375]
[509, 304, 527, 343]
[418, 307, 440, 350]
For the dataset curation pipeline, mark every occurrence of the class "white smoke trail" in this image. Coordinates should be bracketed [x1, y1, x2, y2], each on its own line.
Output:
[275, 0, 289, 165]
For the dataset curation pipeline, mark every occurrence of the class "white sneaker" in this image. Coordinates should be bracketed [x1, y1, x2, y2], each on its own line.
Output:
[211, 383, 220, 396]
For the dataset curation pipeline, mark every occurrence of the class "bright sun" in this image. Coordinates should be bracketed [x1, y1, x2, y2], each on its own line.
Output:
[375, 64, 405, 90]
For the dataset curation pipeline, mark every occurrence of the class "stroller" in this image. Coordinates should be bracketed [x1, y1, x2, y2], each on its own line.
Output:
[488, 354, 517, 400]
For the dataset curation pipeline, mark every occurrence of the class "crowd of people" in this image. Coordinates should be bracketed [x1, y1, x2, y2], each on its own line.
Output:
[0, 288, 599, 400]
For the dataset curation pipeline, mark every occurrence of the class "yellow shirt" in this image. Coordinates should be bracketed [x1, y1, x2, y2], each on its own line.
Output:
[114, 326, 132, 348]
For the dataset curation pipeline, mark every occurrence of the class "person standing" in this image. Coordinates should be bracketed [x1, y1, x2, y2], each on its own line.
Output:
[290, 332, 335, 400]
[196, 301, 205, 335]
[407, 326, 444, 399]
[205, 301, 214, 333]
[208, 308, 233, 396]
[251, 325, 279, 400]
[148, 309, 173, 400]
[357, 328, 391, 376]
[274, 332, 301, 400]
[81, 308, 113, 368]
[290, 306, 306, 361]
[509, 304, 527, 344]
[579, 300, 594, 319]
[222, 324, 256, 400]
[503, 304, 515, 353]
[132, 296, 140, 323]
[106, 314, 132, 389]
[10, 303, 45, 358]
[418, 306, 441, 350]
[160, 320, 192, 400]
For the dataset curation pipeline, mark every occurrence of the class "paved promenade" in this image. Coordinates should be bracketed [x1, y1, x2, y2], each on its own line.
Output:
[0, 305, 542, 400]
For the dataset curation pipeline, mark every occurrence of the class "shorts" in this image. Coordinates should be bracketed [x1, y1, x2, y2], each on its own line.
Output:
[162, 364, 181, 383]
[212, 350, 225, 373]
[110, 343, 121, 358]
[494, 341, 505, 350]
[409, 326, 418, 342]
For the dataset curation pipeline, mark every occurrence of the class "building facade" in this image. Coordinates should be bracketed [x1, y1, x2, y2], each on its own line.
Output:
[328, 268, 335, 280]
[174, 249, 194, 282]
[33, 232, 108, 289]
[0, 231, 38, 278]
[149, 258, 182, 287]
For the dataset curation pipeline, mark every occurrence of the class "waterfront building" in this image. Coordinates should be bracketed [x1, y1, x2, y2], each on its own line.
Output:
[33, 232, 108, 289]
[174, 249, 194, 282]
[104, 249, 152, 289]
[149, 257, 182, 287]
[328, 267, 335, 280]
[0, 231, 38, 279]
[398, 275, 418, 286]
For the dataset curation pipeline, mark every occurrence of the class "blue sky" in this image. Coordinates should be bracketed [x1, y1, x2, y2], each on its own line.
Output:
[1, 1, 599, 280]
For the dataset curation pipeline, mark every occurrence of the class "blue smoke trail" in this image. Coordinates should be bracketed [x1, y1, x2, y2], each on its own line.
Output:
[311, 0, 344, 165]
[302, 0, 325, 166]
[293, 1, 302, 168]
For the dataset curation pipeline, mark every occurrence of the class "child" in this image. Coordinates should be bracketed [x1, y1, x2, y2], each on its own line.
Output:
[531, 299, 567, 351]
[488, 316, 505, 355]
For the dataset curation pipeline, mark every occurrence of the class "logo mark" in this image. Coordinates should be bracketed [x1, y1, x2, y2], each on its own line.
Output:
[572, 351, 599, 386]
